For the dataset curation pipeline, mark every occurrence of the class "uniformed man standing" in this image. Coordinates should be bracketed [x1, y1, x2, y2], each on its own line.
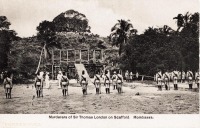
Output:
[163, 72, 170, 90]
[186, 70, 193, 89]
[136, 71, 139, 81]
[104, 70, 111, 94]
[125, 70, 129, 82]
[116, 70, 123, 93]
[129, 72, 133, 82]
[57, 71, 63, 89]
[195, 70, 199, 88]
[61, 72, 69, 96]
[156, 71, 162, 91]
[111, 71, 118, 90]
[94, 71, 101, 94]
[181, 71, 186, 83]
[80, 70, 88, 95]
[172, 71, 178, 90]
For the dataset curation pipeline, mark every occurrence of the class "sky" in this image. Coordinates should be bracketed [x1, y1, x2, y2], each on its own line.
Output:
[0, 0, 199, 37]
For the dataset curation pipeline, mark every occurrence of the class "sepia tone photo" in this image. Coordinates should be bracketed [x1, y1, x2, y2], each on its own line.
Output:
[0, 0, 199, 114]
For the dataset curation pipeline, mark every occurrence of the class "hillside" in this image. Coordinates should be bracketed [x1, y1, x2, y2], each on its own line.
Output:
[8, 32, 118, 80]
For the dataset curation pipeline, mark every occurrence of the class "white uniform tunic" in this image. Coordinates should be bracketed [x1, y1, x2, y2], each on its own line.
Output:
[94, 74, 101, 88]
[104, 75, 110, 88]
[188, 77, 193, 84]
[112, 74, 117, 85]
[45, 74, 50, 88]
[57, 73, 63, 88]
[173, 77, 178, 84]
[157, 78, 162, 85]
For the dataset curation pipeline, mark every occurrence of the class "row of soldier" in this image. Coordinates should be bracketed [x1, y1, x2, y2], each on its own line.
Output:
[124, 70, 139, 82]
[34, 70, 124, 98]
[2, 69, 199, 99]
[155, 70, 199, 91]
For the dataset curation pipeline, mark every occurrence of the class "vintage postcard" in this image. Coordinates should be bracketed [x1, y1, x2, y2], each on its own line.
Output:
[0, 0, 199, 127]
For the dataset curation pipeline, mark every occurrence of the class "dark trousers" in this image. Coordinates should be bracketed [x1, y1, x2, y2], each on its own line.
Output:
[174, 84, 178, 90]
[197, 83, 199, 88]
[105, 88, 110, 94]
[189, 84, 193, 89]
[165, 84, 168, 90]
[96, 88, 99, 94]
[158, 85, 162, 91]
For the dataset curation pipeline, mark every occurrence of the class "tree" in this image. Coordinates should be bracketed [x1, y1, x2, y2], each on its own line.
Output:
[8, 37, 41, 81]
[180, 12, 199, 72]
[0, 16, 17, 71]
[0, 16, 11, 30]
[158, 25, 174, 35]
[36, 20, 61, 73]
[119, 12, 198, 76]
[173, 12, 193, 32]
[173, 14, 184, 32]
[53, 10, 91, 32]
[110, 19, 135, 56]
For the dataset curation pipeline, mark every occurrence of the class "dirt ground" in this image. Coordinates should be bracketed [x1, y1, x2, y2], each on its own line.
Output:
[0, 80, 199, 114]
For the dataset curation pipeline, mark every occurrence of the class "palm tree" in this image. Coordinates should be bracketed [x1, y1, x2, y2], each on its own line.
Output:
[110, 19, 135, 56]
[173, 12, 192, 32]
[173, 14, 184, 32]
[35, 21, 61, 74]
[173, 12, 193, 79]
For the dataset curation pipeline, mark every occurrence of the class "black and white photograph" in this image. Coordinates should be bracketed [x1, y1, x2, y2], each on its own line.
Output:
[0, 0, 199, 118]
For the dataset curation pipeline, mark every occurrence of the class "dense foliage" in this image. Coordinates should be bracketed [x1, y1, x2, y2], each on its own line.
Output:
[53, 10, 91, 33]
[110, 19, 137, 56]
[0, 10, 199, 81]
[118, 12, 199, 75]
[0, 16, 17, 71]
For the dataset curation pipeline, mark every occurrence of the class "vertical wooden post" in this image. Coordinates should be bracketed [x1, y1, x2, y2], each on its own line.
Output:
[52, 50, 54, 79]
[67, 50, 68, 64]
[101, 50, 104, 61]
[87, 49, 89, 63]
[80, 50, 82, 64]
[60, 50, 61, 65]
[93, 50, 96, 63]
[74, 50, 76, 63]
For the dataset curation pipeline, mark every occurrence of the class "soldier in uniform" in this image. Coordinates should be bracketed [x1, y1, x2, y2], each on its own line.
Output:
[129, 72, 133, 82]
[186, 70, 193, 89]
[3, 71, 13, 99]
[125, 70, 129, 82]
[111, 71, 118, 90]
[45, 72, 50, 89]
[61, 72, 69, 96]
[116, 70, 123, 93]
[94, 71, 101, 94]
[196, 75, 199, 89]
[136, 71, 139, 80]
[34, 72, 43, 98]
[57, 71, 63, 89]
[156, 71, 162, 91]
[195, 70, 199, 88]
[172, 71, 178, 90]
[181, 71, 186, 83]
[80, 70, 88, 95]
[104, 70, 111, 94]
[163, 71, 170, 90]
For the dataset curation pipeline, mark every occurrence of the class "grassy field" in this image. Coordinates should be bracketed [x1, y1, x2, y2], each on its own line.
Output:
[0, 81, 199, 114]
